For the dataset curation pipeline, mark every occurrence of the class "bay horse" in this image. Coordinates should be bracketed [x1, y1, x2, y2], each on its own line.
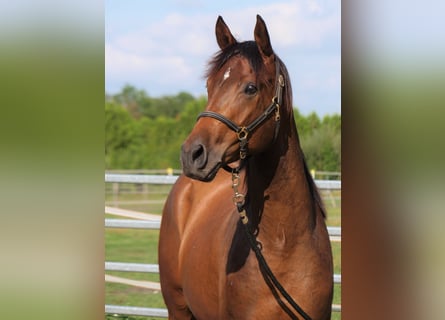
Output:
[159, 15, 333, 319]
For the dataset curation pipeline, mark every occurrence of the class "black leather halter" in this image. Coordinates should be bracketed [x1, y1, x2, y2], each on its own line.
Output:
[197, 60, 285, 170]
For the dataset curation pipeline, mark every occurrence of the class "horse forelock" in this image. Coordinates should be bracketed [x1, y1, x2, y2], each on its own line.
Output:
[205, 41, 270, 89]
[205, 42, 294, 115]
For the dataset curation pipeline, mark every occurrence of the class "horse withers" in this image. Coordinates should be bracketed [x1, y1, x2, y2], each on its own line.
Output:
[159, 15, 333, 319]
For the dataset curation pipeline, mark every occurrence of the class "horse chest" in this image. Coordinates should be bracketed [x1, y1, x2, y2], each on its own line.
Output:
[223, 257, 297, 319]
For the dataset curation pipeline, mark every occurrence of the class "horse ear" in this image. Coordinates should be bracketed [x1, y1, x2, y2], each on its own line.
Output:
[254, 15, 274, 60]
[215, 16, 237, 50]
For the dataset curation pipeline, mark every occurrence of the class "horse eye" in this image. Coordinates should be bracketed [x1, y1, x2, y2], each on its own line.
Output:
[244, 83, 258, 96]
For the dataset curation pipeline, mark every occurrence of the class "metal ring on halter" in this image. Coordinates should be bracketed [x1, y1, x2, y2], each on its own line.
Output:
[232, 193, 245, 205]
[237, 127, 248, 141]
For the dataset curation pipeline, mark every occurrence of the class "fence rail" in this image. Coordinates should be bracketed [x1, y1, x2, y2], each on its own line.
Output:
[105, 304, 342, 317]
[104, 217, 341, 242]
[105, 173, 178, 185]
[105, 305, 169, 318]
[105, 173, 341, 189]
[105, 260, 341, 284]
[105, 174, 342, 317]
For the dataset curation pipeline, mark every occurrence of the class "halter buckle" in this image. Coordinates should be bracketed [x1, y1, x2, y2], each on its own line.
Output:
[271, 97, 281, 122]
[275, 104, 280, 121]
[231, 171, 245, 206]
[278, 74, 285, 87]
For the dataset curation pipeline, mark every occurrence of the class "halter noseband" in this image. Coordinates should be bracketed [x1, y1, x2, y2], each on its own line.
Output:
[197, 60, 285, 170]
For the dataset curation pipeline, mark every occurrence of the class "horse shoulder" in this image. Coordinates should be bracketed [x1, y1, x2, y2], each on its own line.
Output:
[162, 175, 194, 233]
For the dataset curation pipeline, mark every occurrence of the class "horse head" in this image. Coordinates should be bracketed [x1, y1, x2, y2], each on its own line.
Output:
[181, 15, 284, 182]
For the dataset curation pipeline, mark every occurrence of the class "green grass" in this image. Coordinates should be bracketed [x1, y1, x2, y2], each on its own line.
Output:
[323, 190, 341, 319]
[105, 227, 166, 320]
[105, 183, 341, 319]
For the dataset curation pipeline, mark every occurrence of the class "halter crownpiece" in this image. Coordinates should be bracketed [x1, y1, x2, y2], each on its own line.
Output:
[197, 60, 285, 163]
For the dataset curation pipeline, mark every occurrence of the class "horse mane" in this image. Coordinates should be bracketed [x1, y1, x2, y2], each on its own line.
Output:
[276, 55, 327, 220]
[302, 155, 327, 219]
[206, 41, 327, 220]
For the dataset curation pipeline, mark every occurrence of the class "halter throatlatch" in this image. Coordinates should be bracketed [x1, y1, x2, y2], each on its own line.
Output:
[197, 60, 284, 169]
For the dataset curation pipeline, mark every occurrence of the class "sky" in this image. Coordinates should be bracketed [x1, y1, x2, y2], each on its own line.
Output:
[105, 0, 341, 115]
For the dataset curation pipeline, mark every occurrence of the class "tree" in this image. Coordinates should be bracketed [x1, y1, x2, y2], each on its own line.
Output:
[149, 91, 195, 119]
[105, 86, 340, 172]
[299, 114, 341, 173]
[112, 84, 148, 119]
[105, 102, 139, 168]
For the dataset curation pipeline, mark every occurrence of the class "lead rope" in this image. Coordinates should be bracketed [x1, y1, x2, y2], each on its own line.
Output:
[231, 170, 312, 320]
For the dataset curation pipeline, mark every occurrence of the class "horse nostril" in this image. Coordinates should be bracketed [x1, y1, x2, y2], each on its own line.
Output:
[192, 144, 203, 161]
[191, 143, 208, 169]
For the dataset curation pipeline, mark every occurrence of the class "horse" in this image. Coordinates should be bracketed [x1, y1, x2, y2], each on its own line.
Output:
[159, 15, 333, 319]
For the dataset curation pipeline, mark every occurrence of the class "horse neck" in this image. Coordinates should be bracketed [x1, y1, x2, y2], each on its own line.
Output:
[246, 114, 318, 247]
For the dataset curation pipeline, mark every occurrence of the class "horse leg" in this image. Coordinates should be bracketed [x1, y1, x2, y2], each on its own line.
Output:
[159, 248, 194, 319]
[162, 287, 195, 320]
[159, 258, 195, 319]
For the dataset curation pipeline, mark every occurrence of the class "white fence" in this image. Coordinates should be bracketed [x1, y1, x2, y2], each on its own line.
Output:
[105, 173, 341, 317]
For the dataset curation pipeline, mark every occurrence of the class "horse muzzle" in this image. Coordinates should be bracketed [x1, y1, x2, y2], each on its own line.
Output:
[181, 140, 222, 182]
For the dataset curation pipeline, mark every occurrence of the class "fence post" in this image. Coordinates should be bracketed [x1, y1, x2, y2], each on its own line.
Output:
[112, 182, 119, 207]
